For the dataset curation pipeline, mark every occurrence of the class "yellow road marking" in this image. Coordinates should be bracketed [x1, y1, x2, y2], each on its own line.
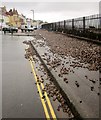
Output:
[41, 83, 57, 120]
[29, 60, 50, 120]
[30, 57, 57, 120]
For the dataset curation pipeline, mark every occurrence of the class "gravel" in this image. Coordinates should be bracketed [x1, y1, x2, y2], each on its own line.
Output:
[35, 29, 101, 71]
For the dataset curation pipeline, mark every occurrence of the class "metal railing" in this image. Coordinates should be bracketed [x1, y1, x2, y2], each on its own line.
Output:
[42, 14, 101, 41]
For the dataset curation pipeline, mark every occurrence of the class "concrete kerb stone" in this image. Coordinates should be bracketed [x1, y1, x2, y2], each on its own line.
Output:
[30, 41, 83, 120]
[2, 32, 35, 36]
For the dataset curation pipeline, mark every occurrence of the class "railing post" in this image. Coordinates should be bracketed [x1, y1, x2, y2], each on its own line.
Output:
[83, 17, 85, 32]
[72, 19, 74, 30]
[55, 23, 56, 31]
[59, 22, 60, 28]
[52, 23, 54, 31]
[64, 20, 66, 30]
[58, 22, 60, 31]
[52, 23, 53, 30]
[100, 14, 101, 28]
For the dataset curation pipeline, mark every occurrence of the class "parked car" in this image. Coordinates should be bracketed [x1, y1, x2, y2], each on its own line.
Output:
[11, 26, 18, 31]
[27, 26, 34, 32]
[2, 25, 10, 33]
[21, 25, 37, 32]
[21, 25, 27, 32]
[2, 25, 18, 34]
[33, 26, 37, 30]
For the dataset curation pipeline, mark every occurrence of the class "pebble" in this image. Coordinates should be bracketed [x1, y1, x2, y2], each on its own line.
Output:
[58, 74, 62, 77]
[89, 79, 96, 84]
[97, 93, 100, 96]
[42, 96, 45, 99]
[75, 81, 80, 87]
[36, 30, 100, 71]
[91, 86, 94, 91]
[64, 78, 68, 81]
[85, 75, 88, 79]
[80, 101, 82, 103]
[65, 81, 68, 83]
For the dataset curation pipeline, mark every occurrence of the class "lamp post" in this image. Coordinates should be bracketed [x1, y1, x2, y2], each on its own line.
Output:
[30, 10, 34, 21]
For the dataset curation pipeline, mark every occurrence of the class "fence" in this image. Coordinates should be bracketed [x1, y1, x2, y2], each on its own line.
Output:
[42, 14, 101, 41]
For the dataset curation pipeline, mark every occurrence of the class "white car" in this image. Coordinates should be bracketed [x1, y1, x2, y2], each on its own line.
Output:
[33, 26, 37, 30]
[28, 27, 34, 31]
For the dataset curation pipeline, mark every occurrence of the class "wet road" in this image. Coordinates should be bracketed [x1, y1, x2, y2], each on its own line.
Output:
[2, 34, 45, 118]
[2, 33, 71, 119]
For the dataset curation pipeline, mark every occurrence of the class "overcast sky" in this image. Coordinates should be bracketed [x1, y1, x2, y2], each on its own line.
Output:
[1, 1, 101, 22]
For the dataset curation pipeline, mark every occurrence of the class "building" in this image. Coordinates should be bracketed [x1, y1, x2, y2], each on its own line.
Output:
[32, 20, 47, 28]
[0, 6, 9, 29]
[7, 8, 21, 27]
[26, 18, 33, 27]
[0, 6, 27, 28]
[19, 14, 27, 26]
[0, 6, 45, 29]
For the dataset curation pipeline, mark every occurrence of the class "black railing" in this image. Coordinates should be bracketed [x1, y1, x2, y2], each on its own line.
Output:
[42, 14, 101, 41]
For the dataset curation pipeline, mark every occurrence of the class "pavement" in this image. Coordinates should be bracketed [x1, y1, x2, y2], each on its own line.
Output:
[30, 30, 100, 119]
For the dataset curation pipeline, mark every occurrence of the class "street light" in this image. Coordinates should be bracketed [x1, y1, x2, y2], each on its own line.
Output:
[30, 10, 34, 21]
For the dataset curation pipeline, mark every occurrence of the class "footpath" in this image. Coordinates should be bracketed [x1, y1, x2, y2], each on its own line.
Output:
[30, 30, 100, 119]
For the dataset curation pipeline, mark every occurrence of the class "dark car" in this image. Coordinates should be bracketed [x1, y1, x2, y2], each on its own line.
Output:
[2, 26, 18, 34]
[10, 26, 18, 33]
[2, 25, 10, 33]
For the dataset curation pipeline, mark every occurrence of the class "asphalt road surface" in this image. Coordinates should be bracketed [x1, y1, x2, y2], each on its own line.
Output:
[2, 33, 46, 118]
[2, 33, 71, 119]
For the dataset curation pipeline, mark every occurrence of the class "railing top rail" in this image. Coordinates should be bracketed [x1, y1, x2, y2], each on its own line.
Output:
[42, 14, 100, 26]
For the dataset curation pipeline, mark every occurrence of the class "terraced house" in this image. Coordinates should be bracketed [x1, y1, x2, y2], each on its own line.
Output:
[0, 6, 26, 28]
[0, 6, 9, 29]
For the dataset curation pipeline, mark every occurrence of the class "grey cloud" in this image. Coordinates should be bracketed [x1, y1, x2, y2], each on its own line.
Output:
[36, 2, 98, 13]
[2, 2, 98, 13]
[1, 2, 99, 22]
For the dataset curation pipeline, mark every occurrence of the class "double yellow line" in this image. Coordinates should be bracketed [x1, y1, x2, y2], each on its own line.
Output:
[29, 56, 57, 120]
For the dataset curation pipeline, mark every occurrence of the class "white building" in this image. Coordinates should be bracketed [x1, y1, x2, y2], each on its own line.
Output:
[26, 18, 33, 27]
[0, 7, 9, 29]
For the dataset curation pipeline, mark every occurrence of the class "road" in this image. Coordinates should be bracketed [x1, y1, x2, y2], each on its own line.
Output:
[2, 33, 71, 119]
[2, 33, 45, 118]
